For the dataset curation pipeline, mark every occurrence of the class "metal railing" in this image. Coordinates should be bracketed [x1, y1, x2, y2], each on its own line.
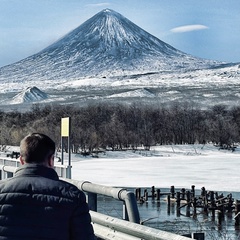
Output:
[63, 179, 140, 223]
[0, 158, 200, 240]
[91, 211, 192, 240]
[0, 156, 71, 179]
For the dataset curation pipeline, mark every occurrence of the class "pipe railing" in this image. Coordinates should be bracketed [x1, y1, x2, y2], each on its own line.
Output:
[0, 156, 71, 178]
[62, 179, 140, 223]
[91, 211, 191, 240]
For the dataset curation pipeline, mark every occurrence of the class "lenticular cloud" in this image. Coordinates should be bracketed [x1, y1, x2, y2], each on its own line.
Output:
[171, 24, 209, 33]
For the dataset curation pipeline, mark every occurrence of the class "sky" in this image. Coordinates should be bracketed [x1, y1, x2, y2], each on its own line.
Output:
[0, 0, 240, 67]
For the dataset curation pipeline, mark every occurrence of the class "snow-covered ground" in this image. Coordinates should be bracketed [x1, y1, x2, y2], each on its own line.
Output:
[55, 144, 240, 192]
[0, 63, 239, 112]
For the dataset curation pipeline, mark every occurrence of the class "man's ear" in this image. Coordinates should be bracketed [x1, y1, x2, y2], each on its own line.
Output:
[19, 156, 25, 165]
[47, 154, 54, 168]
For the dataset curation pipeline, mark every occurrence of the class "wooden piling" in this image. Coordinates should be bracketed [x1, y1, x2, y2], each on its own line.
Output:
[156, 189, 160, 201]
[176, 192, 181, 207]
[144, 189, 148, 201]
[193, 197, 197, 214]
[186, 206, 190, 217]
[151, 186, 155, 199]
[201, 187, 206, 197]
[191, 185, 195, 198]
[218, 210, 223, 225]
[186, 190, 191, 207]
[170, 185, 175, 199]
[135, 188, 138, 200]
[181, 188, 186, 200]
[135, 188, 141, 201]
[209, 191, 216, 217]
[167, 195, 170, 215]
[235, 200, 240, 226]
[167, 194, 170, 205]
[227, 194, 234, 212]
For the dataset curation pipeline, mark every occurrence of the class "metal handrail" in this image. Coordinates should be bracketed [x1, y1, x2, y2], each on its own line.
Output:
[0, 160, 70, 178]
[91, 211, 191, 240]
[62, 179, 140, 223]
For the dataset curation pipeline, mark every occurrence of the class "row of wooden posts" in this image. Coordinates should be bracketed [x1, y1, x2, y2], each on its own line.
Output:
[135, 185, 240, 226]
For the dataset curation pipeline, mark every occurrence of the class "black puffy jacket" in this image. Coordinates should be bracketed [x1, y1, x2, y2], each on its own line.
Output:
[0, 164, 95, 240]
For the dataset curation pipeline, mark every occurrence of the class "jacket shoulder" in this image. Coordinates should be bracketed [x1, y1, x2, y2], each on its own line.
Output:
[57, 179, 87, 201]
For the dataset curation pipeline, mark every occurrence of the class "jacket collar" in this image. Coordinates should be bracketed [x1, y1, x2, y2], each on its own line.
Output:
[14, 164, 59, 180]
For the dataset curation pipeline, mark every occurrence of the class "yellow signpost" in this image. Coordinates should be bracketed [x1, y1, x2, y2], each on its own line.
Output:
[61, 117, 71, 179]
[61, 117, 70, 137]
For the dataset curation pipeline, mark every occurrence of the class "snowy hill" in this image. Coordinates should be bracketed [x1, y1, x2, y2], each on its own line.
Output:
[107, 88, 156, 99]
[9, 87, 48, 104]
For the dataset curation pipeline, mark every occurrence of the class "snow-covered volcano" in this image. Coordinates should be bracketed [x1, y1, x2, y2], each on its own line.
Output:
[0, 9, 220, 83]
[0, 8, 238, 112]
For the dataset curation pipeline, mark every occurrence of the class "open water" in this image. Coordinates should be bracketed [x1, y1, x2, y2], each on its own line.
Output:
[97, 187, 240, 240]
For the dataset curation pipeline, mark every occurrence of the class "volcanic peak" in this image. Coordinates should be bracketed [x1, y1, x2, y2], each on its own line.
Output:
[0, 8, 221, 82]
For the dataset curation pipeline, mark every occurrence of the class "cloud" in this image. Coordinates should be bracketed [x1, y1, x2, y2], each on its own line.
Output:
[86, 3, 111, 8]
[170, 25, 209, 33]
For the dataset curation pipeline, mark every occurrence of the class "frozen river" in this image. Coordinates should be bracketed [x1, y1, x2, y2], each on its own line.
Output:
[69, 144, 240, 192]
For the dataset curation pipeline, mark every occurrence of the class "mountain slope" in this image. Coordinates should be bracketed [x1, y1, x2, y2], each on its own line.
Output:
[0, 9, 220, 83]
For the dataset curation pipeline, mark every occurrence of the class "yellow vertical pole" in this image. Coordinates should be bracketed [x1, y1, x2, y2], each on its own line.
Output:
[61, 117, 71, 178]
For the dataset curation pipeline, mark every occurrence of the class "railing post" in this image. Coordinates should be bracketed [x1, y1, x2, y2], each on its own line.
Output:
[86, 192, 97, 212]
[119, 190, 140, 224]
[6, 172, 13, 178]
[66, 165, 72, 179]
[122, 201, 129, 221]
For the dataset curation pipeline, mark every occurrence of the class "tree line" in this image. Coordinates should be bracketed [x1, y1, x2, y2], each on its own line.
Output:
[0, 102, 240, 153]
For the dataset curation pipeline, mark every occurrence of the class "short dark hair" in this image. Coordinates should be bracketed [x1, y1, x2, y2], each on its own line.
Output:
[20, 133, 55, 164]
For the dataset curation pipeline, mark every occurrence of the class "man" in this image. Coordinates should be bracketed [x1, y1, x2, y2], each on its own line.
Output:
[0, 133, 95, 239]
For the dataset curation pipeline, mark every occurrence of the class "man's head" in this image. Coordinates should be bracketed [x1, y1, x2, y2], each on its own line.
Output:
[20, 133, 55, 167]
